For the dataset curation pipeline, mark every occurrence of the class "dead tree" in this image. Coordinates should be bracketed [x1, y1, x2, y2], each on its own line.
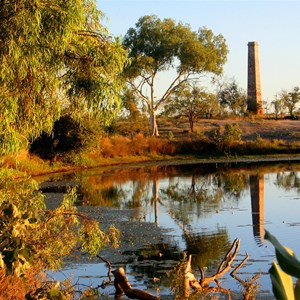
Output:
[177, 239, 260, 299]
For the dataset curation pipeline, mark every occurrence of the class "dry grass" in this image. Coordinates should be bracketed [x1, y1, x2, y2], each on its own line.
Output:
[3, 118, 300, 172]
[159, 118, 300, 142]
[100, 134, 176, 158]
[75, 118, 300, 164]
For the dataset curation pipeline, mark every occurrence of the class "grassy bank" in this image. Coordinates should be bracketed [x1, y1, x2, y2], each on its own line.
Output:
[2, 133, 300, 177]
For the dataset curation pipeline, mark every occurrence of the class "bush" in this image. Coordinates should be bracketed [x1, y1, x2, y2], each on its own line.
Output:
[30, 115, 102, 160]
[223, 123, 242, 145]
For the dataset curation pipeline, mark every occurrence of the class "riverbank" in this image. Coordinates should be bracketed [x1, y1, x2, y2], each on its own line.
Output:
[4, 151, 300, 179]
[2, 118, 300, 178]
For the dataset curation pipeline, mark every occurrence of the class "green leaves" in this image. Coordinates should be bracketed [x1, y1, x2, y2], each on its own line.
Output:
[0, 171, 121, 285]
[270, 261, 295, 300]
[0, 0, 127, 155]
[265, 230, 300, 300]
[265, 230, 300, 277]
[123, 15, 228, 135]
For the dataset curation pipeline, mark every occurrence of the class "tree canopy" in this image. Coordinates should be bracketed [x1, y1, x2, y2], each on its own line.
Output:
[216, 79, 247, 116]
[0, 0, 127, 154]
[164, 84, 219, 132]
[123, 15, 228, 136]
[281, 86, 300, 118]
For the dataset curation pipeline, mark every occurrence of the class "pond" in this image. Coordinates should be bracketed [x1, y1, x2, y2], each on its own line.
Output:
[40, 160, 300, 299]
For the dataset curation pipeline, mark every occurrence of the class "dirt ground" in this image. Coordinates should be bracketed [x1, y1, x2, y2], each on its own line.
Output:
[159, 118, 300, 142]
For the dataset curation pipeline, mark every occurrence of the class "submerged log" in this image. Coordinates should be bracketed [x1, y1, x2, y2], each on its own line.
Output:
[112, 267, 159, 300]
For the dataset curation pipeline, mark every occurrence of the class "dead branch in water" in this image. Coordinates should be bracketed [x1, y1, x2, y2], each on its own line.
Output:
[97, 239, 259, 299]
[113, 267, 159, 300]
[96, 254, 113, 288]
[175, 238, 260, 299]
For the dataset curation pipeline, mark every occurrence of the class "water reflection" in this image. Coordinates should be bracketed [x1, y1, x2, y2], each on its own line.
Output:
[41, 162, 300, 298]
[250, 174, 265, 246]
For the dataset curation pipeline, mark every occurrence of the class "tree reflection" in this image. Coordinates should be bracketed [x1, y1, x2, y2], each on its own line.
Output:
[80, 176, 126, 207]
[275, 171, 300, 192]
[184, 228, 231, 270]
[217, 172, 248, 200]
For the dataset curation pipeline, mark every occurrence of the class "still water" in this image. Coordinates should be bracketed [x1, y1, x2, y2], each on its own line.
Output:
[42, 161, 300, 299]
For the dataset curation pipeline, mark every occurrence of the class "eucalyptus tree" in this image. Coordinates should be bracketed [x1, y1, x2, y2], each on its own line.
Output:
[217, 79, 248, 116]
[123, 15, 228, 136]
[0, 0, 127, 154]
[271, 96, 285, 119]
[164, 84, 220, 132]
[281, 86, 300, 118]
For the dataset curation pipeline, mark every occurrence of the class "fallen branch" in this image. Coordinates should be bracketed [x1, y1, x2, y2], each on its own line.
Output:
[96, 255, 113, 288]
[113, 267, 159, 300]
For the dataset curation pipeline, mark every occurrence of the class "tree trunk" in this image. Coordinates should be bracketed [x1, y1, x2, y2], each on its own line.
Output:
[189, 117, 194, 132]
[150, 112, 159, 136]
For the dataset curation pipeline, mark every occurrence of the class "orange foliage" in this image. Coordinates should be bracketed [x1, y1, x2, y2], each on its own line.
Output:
[0, 268, 42, 300]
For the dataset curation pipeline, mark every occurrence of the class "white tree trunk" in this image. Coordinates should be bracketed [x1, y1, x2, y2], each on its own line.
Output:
[150, 113, 159, 136]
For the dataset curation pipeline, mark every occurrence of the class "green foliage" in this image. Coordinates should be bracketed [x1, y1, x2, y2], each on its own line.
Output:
[216, 79, 248, 116]
[213, 123, 242, 152]
[0, 168, 120, 299]
[280, 86, 300, 118]
[223, 123, 242, 144]
[30, 115, 102, 159]
[0, 170, 44, 276]
[0, 0, 127, 155]
[265, 230, 300, 300]
[271, 96, 285, 119]
[123, 15, 228, 135]
[164, 83, 220, 132]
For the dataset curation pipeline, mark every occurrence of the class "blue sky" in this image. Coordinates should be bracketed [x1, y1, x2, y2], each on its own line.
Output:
[97, 1, 300, 103]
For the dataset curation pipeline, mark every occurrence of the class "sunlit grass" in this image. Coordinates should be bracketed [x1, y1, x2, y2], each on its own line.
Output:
[2, 130, 300, 177]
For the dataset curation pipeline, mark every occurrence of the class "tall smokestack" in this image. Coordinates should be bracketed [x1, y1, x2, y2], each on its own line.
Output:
[247, 41, 263, 115]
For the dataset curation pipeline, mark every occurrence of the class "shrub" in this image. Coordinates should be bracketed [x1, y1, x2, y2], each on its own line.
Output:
[130, 133, 150, 155]
[30, 115, 102, 160]
[223, 123, 242, 145]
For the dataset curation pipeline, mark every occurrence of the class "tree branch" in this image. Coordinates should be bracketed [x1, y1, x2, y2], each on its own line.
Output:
[127, 79, 151, 108]
[200, 239, 240, 286]
[154, 71, 194, 110]
[97, 254, 113, 288]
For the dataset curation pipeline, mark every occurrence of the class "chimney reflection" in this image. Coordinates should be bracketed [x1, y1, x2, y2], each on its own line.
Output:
[249, 174, 264, 246]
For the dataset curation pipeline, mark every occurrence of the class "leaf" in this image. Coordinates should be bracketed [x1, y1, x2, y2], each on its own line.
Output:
[47, 287, 65, 300]
[265, 230, 300, 278]
[269, 261, 295, 300]
[295, 279, 300, 300]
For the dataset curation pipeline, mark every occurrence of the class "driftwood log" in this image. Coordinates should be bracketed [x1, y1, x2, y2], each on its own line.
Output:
[182, 239, 260, 299]
[113, 267, 159, 300]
